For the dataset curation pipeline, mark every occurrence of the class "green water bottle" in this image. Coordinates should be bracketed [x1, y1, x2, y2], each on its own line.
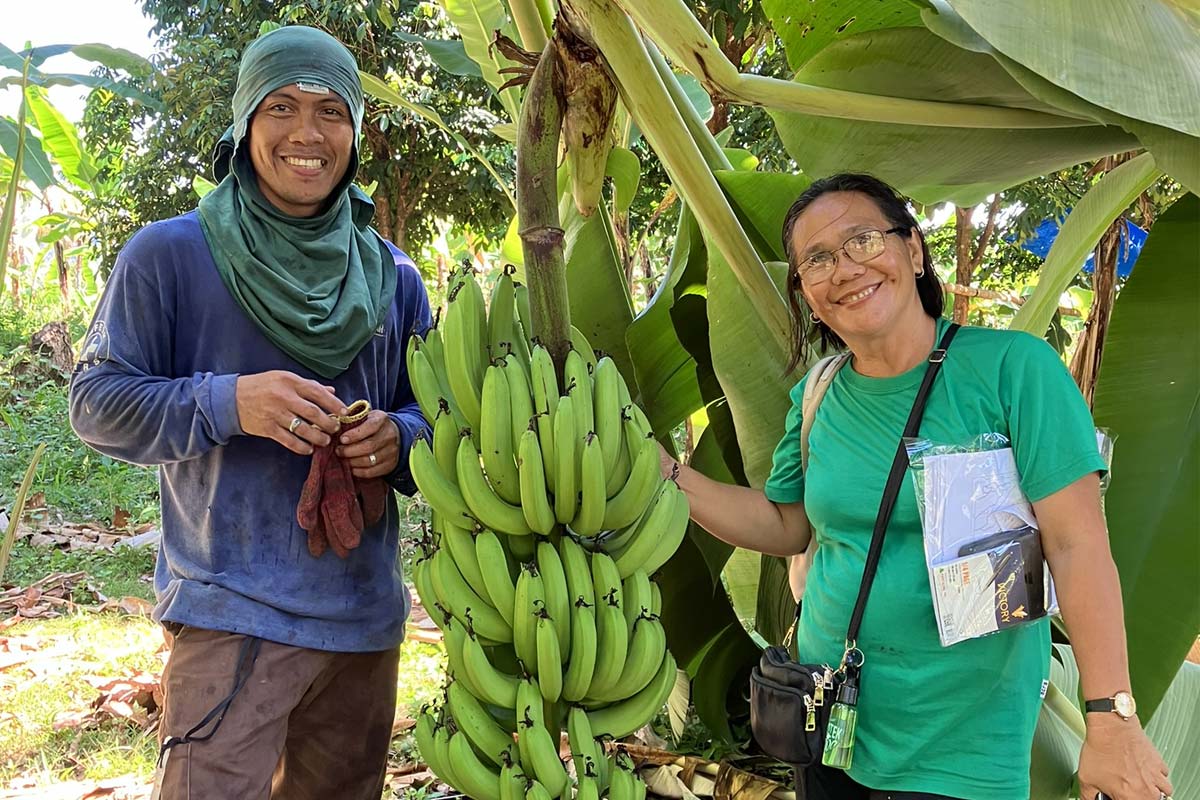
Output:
[821, 682, 859, 769]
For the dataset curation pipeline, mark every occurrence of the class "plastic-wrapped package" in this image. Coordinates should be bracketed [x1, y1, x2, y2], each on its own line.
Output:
[905, 431, 1112, 646]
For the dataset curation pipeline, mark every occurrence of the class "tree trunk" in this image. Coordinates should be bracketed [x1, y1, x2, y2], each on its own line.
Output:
[1070, 219, 1121, 406]
[373, 191, 393, 242]
[953, 207, 973, 323]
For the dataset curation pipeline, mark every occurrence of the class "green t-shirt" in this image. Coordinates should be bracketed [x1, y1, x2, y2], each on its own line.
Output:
[764, 318, 1106, 800]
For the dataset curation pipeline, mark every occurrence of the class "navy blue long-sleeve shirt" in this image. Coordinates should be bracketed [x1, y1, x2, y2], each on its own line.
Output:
[69, 211, 431, 652]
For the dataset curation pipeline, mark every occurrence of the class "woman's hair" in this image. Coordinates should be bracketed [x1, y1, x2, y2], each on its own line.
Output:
[780, 173, 944, 373]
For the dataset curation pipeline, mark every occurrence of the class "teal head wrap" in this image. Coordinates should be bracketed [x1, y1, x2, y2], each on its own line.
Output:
[198, 25, 396, 379]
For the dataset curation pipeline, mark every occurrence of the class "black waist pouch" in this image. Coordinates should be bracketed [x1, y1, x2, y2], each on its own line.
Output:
[749, 645, 838, 766]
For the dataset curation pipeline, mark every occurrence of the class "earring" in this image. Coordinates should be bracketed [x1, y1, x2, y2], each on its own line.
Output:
[809, 312, 820, 323]
[915, 268, 925, 278]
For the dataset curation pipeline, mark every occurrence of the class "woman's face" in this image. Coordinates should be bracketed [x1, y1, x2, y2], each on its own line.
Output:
[789, 191, 925, 346]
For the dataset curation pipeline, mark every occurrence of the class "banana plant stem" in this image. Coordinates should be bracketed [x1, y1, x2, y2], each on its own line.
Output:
[516, 39, 573, 371]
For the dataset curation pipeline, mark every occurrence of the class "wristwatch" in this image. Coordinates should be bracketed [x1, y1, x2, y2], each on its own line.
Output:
[1084, 690, 1137, 719]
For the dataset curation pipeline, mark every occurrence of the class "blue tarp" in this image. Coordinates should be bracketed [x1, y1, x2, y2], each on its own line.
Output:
[1018, 217, 1147, 278]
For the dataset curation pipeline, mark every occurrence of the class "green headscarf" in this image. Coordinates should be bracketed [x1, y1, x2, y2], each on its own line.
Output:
[197, 25, 396, 379]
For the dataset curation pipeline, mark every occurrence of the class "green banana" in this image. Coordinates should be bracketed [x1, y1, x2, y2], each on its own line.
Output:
[508, 531, 536, 561]
[587, 553, 627, 697]
[461, 629, 520, 708]
[410, 435, 472, 526]
[607, 613, 667, 700]
[447, 729, 504, 800]
[592, 357, 623, 480]
[557, 535, 595, 609]
[499, 756, 527, 800]
[602, 418, 660, 530]
[514, 282, 533, 350]
[607, 759, 637, 800]
[422, 325, 453, 397]
[480, 365, 523, 504]
[411, 554, 442, 631]
[604, 433, 631, 498]
[443, 273, 486, 431]
[509, 318, 532, 372]
[518, 429, 556, 535]
[430, 548, 512, 643]
[487, 269, 517, 360]
[552, 394, 578, 524]
[634, 482, 691, 578]
[526, 780, 555, 800]
[413, 709, 445, 783]
[432, 406, 462, 479]
[650, 580, 662, 617]
[457, 433, 532, 536]
[512, 562, 545, 671]
[431, 715, 466, 793]
[621, 569, 653, 632]
[611, 481, 680, 579]
[438, 516, 490, 602]
[564, 349, 594, 442]
[529, 345, 559, 478]
[577, 767, 601, 800]
[569, 325, 599, 372]
[475, 529, 517, 626]
[567, 707, 604, 785]
[442, 617, 485, 697]
[571, 433, 606, 536]
[516, 674, 546, 732]
[536, 539, 571, 648]
[586, 650, 677, 739]
[504, 353, 535, 469]
[561, 600, 598, 702]
[521, 722, 568, 796]
[406, 338, 443, 423]
[534, 613, 563, 702]
[447, 679, 517, 767]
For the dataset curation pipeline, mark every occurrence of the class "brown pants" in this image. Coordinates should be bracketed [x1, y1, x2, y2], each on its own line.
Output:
[153, 626, 400, 800]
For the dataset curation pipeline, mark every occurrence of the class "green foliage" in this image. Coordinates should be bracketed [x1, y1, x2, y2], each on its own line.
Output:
[0, 380, 159, 528]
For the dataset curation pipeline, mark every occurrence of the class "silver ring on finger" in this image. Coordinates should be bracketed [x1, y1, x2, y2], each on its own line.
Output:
[368, 453, 377, 466]
[288, 417, 304, 433]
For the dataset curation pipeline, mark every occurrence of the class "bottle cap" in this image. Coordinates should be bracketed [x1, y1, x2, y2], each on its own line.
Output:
[836, 683, 859, 705]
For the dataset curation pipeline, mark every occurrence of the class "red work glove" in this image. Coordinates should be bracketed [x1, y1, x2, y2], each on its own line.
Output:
[297, 401, 389, 558]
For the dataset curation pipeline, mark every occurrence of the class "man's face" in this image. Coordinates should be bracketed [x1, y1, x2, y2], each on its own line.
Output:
[246, 85, 354, 217]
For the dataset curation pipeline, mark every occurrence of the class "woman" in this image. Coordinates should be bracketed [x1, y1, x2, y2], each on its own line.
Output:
[660, 174, 1171, 800]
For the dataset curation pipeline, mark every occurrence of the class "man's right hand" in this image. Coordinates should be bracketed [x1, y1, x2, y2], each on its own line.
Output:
[235, 371, 348, 455]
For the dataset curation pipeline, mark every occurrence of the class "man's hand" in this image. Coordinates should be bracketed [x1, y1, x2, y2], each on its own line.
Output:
[337, 410, 400, 479]
[1079, 714, 1172, 800]
[235, 371, 347, 455]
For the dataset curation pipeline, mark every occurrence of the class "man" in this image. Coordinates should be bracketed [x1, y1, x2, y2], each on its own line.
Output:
[69, 26, 430, 799]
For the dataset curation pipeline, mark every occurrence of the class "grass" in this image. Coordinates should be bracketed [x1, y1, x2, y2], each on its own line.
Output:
[0, 613, 164, 786]
[3, 541, 157, 601]
[0, 609, 449, 795]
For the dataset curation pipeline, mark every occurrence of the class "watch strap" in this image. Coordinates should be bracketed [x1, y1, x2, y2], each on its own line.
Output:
[1084, 697, 1116, 713]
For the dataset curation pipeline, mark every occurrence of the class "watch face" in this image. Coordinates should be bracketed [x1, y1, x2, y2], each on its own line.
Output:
[1114, 691, 1137, 718]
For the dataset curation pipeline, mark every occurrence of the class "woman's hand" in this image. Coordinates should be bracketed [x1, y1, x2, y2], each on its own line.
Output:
[235, 370, 346, 454]
[1078, 714, 1172, 800]
[336, 410, 401, 479]
[658, 442, 679, 480]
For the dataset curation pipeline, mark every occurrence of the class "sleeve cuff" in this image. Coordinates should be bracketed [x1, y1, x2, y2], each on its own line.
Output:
[207, 373, 243, 443]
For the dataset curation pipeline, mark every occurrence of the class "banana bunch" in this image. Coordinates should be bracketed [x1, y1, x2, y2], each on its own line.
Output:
[408, 265, 689, 798]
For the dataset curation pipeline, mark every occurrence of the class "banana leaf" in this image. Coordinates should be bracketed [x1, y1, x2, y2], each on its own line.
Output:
[559, 193, 635, 377]
[762, 0, 926, 72]
[689, 621, 760, 743]
[394, 31, 482, 78]
[768, 26, 1140, 206]
[438, 0, 522, 123]
[944, 0, 1200, 138]
[1032, 644, 1200, 800]
[0, 117, 54, 191]
[1091, 193, 1200, 721]
[23, 85, 95, 190]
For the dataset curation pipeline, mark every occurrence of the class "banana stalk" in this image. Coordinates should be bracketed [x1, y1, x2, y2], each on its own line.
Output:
[609, 0, 1090, 130]
[516, 39, 573, 369]
[560, 0, 791, 351]
[509, 0, 550, 51]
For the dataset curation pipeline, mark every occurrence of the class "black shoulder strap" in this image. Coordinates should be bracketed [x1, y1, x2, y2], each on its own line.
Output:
[785, 323, 960, 647]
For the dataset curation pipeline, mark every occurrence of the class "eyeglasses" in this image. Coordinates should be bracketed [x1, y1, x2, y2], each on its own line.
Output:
[795, 226, 909, 283]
